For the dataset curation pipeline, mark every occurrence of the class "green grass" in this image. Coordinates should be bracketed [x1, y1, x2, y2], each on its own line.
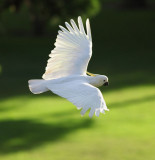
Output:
[0, 85, 155, 160]
[0, 9, 155, 160]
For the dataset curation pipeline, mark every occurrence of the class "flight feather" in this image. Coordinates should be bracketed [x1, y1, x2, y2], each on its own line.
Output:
[42, 16, 92, 80]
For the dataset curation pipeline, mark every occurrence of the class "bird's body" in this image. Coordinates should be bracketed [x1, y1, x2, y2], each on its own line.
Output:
[28, 16, 109, 117]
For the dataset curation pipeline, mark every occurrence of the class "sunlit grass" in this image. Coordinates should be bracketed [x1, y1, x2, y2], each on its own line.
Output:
[0, 85, 154, 160]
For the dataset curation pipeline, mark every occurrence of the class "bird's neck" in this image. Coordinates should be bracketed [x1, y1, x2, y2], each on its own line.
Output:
[87, 76, 103, 87]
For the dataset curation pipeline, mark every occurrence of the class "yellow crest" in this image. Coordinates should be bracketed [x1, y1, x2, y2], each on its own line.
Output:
[86, 71, 96, 77]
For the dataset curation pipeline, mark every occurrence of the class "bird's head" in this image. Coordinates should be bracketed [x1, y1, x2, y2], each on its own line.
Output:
[87, 72, 109, 87]
[96, 75, 109, 87]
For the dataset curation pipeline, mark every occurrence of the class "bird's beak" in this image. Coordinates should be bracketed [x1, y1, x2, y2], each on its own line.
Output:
[103, 82, 109, 86]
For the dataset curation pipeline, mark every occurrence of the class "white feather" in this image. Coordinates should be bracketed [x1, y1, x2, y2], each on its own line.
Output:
[86, 18, 92, 41]
[28, 80, 48, 94]
[42, 16, 92, 80]
[44, 76, 108, 118]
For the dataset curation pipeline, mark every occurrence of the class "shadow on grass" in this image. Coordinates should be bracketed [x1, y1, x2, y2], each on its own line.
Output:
[0, 118, 93, 154]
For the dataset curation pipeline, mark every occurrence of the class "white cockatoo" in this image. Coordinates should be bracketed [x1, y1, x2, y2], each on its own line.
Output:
[28, 16, 109, 117]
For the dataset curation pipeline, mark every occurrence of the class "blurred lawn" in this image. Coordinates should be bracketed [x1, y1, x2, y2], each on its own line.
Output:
[0, 9, 155, 160]
[0, 85, 155, 160]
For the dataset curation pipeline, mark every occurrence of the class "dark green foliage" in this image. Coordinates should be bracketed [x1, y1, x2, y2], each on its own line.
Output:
[0, 0, 100, 35]
[123, 0, 147, 8]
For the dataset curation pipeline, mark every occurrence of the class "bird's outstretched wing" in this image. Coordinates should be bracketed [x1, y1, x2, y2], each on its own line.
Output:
[42, 16, 92, 80]
[47, 80, 109, 117]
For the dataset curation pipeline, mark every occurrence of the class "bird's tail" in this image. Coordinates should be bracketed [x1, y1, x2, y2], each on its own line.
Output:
[28, 79, 49, 94]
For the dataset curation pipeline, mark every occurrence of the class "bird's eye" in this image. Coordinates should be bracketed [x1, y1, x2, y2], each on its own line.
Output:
[104, 80, 106, 82]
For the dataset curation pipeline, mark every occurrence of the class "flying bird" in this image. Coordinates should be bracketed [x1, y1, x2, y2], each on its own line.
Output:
[28, 16, 109, 117]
